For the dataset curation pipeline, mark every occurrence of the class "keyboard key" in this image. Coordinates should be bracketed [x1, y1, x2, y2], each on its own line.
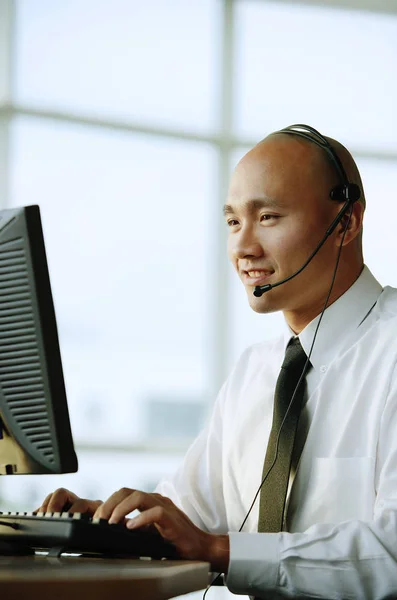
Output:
[92, 518, 108, 525]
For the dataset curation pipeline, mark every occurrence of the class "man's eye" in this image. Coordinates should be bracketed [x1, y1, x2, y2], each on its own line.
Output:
[261, 214, 278, 222]
[227, 219, 239, 227]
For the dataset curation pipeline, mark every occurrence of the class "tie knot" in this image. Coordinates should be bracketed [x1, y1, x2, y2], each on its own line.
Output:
[282, 337, 309, 372]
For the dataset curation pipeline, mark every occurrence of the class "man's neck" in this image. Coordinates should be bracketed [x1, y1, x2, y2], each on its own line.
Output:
[283, 266, 364, 334]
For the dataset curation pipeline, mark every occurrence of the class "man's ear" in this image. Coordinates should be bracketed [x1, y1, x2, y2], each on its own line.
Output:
[335, 201, 364, 247]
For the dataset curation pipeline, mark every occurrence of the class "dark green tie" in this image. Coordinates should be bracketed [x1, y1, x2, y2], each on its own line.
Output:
[258, 337, 310, 533]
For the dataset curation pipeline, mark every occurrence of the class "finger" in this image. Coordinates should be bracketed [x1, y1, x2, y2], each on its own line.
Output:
[108, 490, 161, 524]
[125, 520, 157, 534]
[35, 492, 53, 513]
[37, 488, 77, 513]
[93, 488, 135, 520]
[47, 488, 79, 513]
[66, 499, 102, 515]
[126, 505, 168, 531]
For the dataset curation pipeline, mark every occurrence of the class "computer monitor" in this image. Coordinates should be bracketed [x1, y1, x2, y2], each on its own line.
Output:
[0, 205, 78, 475]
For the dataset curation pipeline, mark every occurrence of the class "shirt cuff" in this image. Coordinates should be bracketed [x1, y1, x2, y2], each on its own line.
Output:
[225, 532, 280, 597]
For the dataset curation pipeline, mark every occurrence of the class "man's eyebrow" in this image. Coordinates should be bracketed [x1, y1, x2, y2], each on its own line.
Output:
[222, 198, 281, 216]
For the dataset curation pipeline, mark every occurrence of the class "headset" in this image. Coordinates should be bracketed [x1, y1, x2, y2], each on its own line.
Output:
[253, 123, 361, 297]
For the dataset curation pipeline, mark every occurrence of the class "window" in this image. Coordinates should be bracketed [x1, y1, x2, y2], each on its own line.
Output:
[234, 0, 397, 152]
[356, 157, 397, 287]
[14, 0, 220, 133]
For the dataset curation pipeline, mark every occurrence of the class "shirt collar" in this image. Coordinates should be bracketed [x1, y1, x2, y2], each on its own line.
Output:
[282, 265, 383, 371]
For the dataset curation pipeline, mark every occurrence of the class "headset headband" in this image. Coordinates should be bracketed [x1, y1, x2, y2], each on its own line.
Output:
[274, 124, 361, 204]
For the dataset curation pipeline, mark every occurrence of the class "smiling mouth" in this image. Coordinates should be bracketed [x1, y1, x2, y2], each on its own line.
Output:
[246, 270, 271, 278]
[242, 270, 274, 285]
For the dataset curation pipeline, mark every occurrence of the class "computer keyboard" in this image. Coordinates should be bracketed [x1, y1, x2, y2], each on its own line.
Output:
[0, 511, 179, 558]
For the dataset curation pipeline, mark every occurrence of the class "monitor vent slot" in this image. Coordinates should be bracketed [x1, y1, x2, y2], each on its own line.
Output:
[0, 241, 55, 465]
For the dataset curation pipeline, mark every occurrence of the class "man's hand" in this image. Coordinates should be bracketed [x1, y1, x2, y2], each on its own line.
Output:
[36, 488, 102, 515]
[93, 488, 230, 573]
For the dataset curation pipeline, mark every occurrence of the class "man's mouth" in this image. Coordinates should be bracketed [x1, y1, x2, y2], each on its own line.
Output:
[241, 269, 274, 285]
[247, 270, 269, 278]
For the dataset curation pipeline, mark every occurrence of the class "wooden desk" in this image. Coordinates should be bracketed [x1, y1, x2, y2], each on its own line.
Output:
[0, 554, 211, 600]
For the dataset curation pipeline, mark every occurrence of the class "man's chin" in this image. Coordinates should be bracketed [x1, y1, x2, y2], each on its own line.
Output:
[251, 304, 279, 314]
[247, 292, 280, 314]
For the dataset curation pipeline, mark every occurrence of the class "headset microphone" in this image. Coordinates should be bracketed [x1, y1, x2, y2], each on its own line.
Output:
[253, 124, 361, 298]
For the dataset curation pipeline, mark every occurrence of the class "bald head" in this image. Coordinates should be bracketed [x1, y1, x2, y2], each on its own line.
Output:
[259, 129, 366, 210]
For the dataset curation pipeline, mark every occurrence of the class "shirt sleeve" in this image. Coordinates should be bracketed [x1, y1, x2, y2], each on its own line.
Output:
[155, 380, 229, 534]
[226, 365, 397, 599]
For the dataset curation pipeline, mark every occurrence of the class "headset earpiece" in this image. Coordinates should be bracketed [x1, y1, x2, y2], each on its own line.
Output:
[330, 183, 361, 203]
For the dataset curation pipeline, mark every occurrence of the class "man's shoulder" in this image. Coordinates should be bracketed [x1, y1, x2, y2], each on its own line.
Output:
[374, 286, 397, 324]
[357, 286, 397, 362]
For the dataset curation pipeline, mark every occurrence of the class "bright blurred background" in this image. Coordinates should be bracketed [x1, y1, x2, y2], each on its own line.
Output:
[0, 1, 396, 595]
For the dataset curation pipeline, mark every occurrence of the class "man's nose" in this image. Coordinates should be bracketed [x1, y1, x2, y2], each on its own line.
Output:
[229, 227, 264, 259]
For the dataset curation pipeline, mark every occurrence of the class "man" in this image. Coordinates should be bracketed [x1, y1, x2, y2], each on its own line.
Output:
[39, 126, 397, 598]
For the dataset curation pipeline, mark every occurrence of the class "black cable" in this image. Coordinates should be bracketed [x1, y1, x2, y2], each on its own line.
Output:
[0, 520, 19, 530]
[202, 205, 353, 599]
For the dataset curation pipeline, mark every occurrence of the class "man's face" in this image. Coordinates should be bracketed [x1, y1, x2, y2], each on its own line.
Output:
[226, 136, 342, 319]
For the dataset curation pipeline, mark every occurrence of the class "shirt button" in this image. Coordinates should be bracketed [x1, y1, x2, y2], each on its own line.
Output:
[320, 365, 327, 373]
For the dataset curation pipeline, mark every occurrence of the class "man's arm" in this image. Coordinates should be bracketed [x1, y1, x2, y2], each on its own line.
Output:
[154, 379, 230, 534]
[92, 382, 232, 571]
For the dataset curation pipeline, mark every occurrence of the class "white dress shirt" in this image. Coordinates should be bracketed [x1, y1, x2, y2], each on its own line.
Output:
[157, 265, 397, 599]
